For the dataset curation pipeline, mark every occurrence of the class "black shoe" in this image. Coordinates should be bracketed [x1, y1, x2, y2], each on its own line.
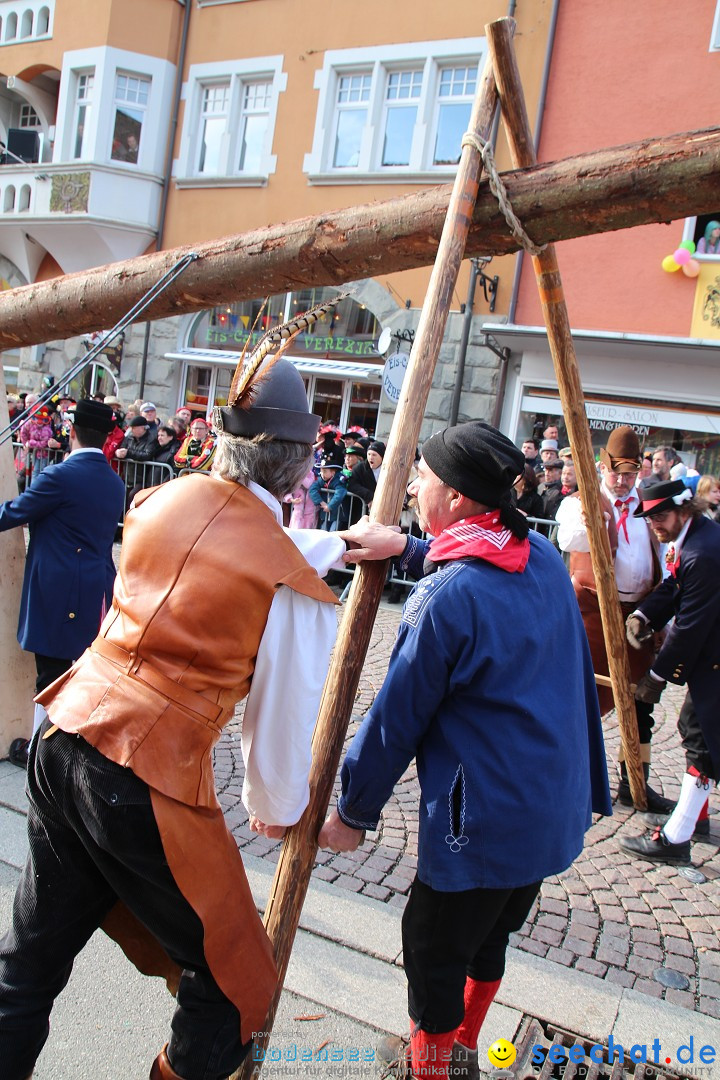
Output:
[8, 737, 29, 770]
[616, 768, 676, 814]
[619, 827, 691, 865]
[643, 812, 710, 839]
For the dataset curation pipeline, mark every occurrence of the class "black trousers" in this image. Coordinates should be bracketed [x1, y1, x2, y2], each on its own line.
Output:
[402, 876, 541, 1033]
[678, 693, 718, 780]
[34, 653, 73, 695]
[0, 725, 249, 1080]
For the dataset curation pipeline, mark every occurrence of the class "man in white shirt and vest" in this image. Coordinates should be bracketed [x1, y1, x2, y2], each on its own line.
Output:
[556, 426, 673, 813]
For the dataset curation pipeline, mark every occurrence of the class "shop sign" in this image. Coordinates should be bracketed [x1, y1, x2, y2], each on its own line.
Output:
[589, 419, 650, 437]
[205, 327, 379, 358]
[382, 348, 409, 403]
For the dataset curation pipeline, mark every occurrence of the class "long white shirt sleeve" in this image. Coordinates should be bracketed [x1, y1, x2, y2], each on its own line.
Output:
[240, 482, 346, 825]
[556, 494, 590, 552]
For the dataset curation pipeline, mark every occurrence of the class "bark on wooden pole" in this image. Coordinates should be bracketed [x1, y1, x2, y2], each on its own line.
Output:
[1, 126, 720, 348]
[486, 17, 646, 809]
[233, 49, 503, 1080]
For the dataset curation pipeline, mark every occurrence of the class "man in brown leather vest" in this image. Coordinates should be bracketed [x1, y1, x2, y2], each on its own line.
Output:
[0, 357, 340, 1080]
[556, 426, 674, 814]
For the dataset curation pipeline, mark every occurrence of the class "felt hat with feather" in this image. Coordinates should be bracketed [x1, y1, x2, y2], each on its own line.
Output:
[214, 296, 346, 443]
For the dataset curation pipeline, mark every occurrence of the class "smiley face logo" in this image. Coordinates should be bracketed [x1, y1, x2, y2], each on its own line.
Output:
[487, 1039, 517, 1069]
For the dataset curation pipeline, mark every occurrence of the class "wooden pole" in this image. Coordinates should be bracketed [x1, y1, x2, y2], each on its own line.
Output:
[233, 49, 503, 1080]
[486, 17, 646, 809]
[1, 126, 720, 349]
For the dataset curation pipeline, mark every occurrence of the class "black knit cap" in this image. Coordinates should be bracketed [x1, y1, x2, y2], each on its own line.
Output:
[422, 421, 529, 537]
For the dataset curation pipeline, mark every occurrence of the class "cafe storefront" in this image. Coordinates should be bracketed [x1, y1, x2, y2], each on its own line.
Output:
[493, 326, 720, 475]
[166, 288, 384, 435]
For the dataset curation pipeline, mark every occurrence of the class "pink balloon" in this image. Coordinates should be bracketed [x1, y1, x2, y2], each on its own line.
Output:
[682, 259, 700, 278]
[673, 247, 691, 265]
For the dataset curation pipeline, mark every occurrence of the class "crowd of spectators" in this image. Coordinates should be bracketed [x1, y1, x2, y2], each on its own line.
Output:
[515, 424, 720, 536]
[9, 388, 221, 505]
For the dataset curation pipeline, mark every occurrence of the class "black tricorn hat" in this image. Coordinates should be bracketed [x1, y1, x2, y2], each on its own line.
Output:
[633, 479, 692, 517]
[68, 398, 115, 434]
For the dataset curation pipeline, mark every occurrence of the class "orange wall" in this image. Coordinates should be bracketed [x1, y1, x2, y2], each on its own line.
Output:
[515, 0, 720, 335]
[161, 0, 556, 316]
[0, 0, 181, 79]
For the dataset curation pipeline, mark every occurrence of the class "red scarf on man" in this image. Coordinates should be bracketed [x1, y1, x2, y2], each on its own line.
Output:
[427, 511, 530, 573]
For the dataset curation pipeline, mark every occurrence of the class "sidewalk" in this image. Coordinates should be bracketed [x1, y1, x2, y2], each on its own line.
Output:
[1, 603, 719, 1078]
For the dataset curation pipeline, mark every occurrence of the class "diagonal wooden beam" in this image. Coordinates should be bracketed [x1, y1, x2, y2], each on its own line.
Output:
[1, 125, 719, 349]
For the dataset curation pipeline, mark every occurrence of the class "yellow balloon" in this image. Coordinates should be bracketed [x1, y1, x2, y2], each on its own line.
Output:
[661, 255, 680, 272]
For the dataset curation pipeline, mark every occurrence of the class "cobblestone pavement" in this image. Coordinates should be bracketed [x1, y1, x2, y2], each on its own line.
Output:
[213, 603, 720, 1016]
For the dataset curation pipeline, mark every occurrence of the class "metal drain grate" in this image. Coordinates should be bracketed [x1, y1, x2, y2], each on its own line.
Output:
[508, 1018, 686, 1080]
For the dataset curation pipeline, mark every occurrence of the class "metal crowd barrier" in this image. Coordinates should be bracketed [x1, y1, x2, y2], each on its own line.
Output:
[11, 443, 176, 527]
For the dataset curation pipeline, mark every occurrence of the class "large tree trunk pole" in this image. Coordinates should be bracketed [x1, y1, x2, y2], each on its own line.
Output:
[0, 370, 42, 753]
[1, 125, 720, 349]
[486, 17, 646, 809]
[233, 51, 503, 1080]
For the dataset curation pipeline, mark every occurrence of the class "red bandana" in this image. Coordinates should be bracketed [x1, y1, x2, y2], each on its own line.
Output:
[427, 512, 530, 573]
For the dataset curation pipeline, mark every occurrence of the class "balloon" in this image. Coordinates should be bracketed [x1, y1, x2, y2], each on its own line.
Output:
[679, 240, 696, 254]
[662, 255, 680, 272]
[682, 259, 700, 278]
[673, 247, 691, 265]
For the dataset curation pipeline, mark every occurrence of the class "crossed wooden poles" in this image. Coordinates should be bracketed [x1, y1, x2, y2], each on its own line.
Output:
[0, 17, 712, 1074]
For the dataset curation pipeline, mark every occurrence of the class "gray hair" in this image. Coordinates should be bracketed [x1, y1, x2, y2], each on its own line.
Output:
[212, 432, 313, 499]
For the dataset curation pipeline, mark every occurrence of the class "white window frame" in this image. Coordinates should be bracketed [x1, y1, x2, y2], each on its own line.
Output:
[18, 103, 41, 128]
[682, 216, 720, 262]
[304, 38, 485, 184]
[176, 56, 286, 187]
[110, 70, 151, 166]
[71, 69, 94, 161]
[711, 1, 720, 50]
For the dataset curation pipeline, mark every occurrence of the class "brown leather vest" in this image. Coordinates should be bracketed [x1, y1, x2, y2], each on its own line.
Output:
[38, 474, 338, 1041]
[40, 474, 336, 807]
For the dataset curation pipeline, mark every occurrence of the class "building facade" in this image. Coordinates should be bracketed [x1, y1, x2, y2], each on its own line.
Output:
[0, 0, 556, 440]
[496, 0, 720, 474]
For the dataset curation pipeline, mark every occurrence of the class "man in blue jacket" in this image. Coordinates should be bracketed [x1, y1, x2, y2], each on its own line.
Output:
[621, 479, 720, 865]
[320, 421, 611, 1080]
[0, 398, 125, 766]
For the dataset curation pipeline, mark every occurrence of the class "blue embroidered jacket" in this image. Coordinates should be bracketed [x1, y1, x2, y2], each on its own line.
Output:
[338, 531, 611, 891]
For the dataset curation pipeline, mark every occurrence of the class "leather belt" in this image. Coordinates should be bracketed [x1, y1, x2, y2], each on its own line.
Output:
[91, 637, 223, 725]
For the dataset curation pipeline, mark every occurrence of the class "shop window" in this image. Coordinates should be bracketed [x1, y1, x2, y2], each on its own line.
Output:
[304, 37, 484, 179]
[182, 364, 212, 417]
[72, 71, 94, 160]
[190, 289, 381, 360]
[110, 72, 151, 165]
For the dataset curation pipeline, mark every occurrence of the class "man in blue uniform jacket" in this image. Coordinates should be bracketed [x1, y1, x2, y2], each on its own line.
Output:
[621, 479, 720, 866]
[0, 398, 125, 765]
[320, 421, 611, 1080]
